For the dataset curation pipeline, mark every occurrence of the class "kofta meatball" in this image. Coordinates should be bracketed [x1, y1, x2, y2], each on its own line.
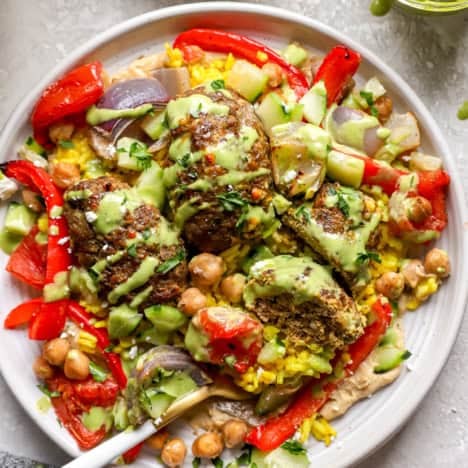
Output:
[162, 86, 275, 253]
[64, 176, 187, 309]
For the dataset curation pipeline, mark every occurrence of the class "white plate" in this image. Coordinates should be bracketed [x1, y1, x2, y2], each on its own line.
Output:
[0, 3, 467, 467]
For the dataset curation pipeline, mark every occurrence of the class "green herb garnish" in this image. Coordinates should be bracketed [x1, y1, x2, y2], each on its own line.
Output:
[356, 251, 382, 265]
[156, 249, 185, 274]
[129, 141, 152, 170]
[89, 361, 108, 383]
[212, 458, 224, 468]
[359, 90, 379, 117]
[235, 205, 250, 229]
[127, 244, 138, 258]
[192, 458, 201, 468]
[211, 79, 225, 90]
[281, 439, 307, 455]
[236, 445, 253, 465]
[37, 384, 60, 398]
[58, 140, 75, 149]
[177, 152, 192, 168]
[217, 191, 247, 211]
[25, 136, 46, 156]
[295, 204, 312, 224]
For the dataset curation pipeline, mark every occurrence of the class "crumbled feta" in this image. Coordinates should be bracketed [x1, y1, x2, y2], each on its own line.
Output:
[85, 211, 98, 223]
[0, 174, 18, 201]
[57, 236, 70, 246]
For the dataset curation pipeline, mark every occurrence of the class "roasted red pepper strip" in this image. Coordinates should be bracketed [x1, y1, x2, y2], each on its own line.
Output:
[67, 301, 128, 388]
[31, 61, 104, 144]
[6, 226, 47, 289]
[313, 45, 362, 106]
[245, 299, 392, 451]
[122, 442, 145, 464]
[3, 297, 43, 329]
[4, 161, 72, 340]
[173, 29, 309, 98]
[47, 374, 119, 450]
[5, 161, 71, 282]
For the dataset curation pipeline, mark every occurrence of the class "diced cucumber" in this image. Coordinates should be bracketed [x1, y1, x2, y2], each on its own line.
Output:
[379, 326, 400, 347]
[256, 92, 303, 133]
[0, 228, 23, 255]
[226, 60, 269, 102]
[139, 388, 174, 419]
[326, 150, 365, 188]
[251, 446, 311, 468]
[69, 266, 98, 296]
[282, 43, 308, 67]
[241, 245, 274, 274]
[136, 161, 166, 209]
[116, 137, 150, 172]
[108, 304, 143, 339]
[374, 347, 411, 374]
[158, 372, 197, 398]
[137, 326, 170, 346]
[140, 111, 169, 140]
[4, 202, 37, 236]
[112, 397, 129, 431]
[144, 305, 187, 332]
[272, 193, 292, 215]
[258, 338, 286, 365]
[300, 80, 327, 126]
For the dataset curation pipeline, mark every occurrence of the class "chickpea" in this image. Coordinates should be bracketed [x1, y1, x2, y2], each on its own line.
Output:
[43, 338, 70, 366]
[146, 429, 169, 452]
[189, 253, 225, 289]
[33, 356, 55, 380]
[406, 196, 432, 224]
[374, 95, 393, 124]
[63, 349, 90, 380]
[375, 272, 405, 300]
[22, 189, 43, 213]
[161, 437, 186, 467]
[49, 161, 80, 189]
[192, 432, 224, 459]
[222, 420, 248, 449]
[178, 288, 207, 316]
[48, 122, 74, 144]
[220, 274, 246, 304]
[401, 259, 426, 288]
[424, 248, 450, 278]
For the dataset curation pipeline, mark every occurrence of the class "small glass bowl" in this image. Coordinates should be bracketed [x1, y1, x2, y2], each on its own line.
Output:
[396, 0, 468, 15]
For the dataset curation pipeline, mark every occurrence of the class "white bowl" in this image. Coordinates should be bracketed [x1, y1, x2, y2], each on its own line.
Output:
[0, 3, 467, 467]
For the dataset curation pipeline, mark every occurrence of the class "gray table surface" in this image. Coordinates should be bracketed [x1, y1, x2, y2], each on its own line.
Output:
[0, 1, 467, 467]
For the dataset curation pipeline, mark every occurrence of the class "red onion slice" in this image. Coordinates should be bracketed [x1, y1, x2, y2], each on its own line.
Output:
[95, 78, 170, 138]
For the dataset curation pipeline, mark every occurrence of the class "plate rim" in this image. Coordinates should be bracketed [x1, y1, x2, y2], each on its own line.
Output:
[0, 2, 467, 466]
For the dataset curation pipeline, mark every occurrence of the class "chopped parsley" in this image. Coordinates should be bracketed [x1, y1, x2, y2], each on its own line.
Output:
[127, 244, 138, 258]
[356, 251, 382, 265]
[37, 384, 60, 398]
[295, 204, 312, 224]
[212, 458, 224, 468]
[156, 249, 185, 274]
[89, 361, 108, 383]
[192, 458, 201, 468]
[129, 141, 152, 170]
[177, 152, 192, 168]
[359, 90, 379, 117]
[329, 186, 350, 217]
[236, 445, 253, 465]
[211, 79, 225, 90]
[142, 229, 152, 240]
[235, 205, 250, 229]
[217, 191, 248, 212]
[58, 139, 74, 149]
[281, 439, 307, 455]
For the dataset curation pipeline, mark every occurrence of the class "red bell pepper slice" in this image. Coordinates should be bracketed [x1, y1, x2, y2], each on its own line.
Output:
[47, 374, 118, 450]
[122, 443, 145, 464]
[3, 297, 43, 329]
[31, 61, 104, 145]
[6, 226, 47, 289]
[67, 301, 128, 388]
[173, 29, 309, 98]
[313, 45, 362, 106]
[245, 299, 392, 451]
[28, 300, 68, 340]
[5, 161, 71, 283]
